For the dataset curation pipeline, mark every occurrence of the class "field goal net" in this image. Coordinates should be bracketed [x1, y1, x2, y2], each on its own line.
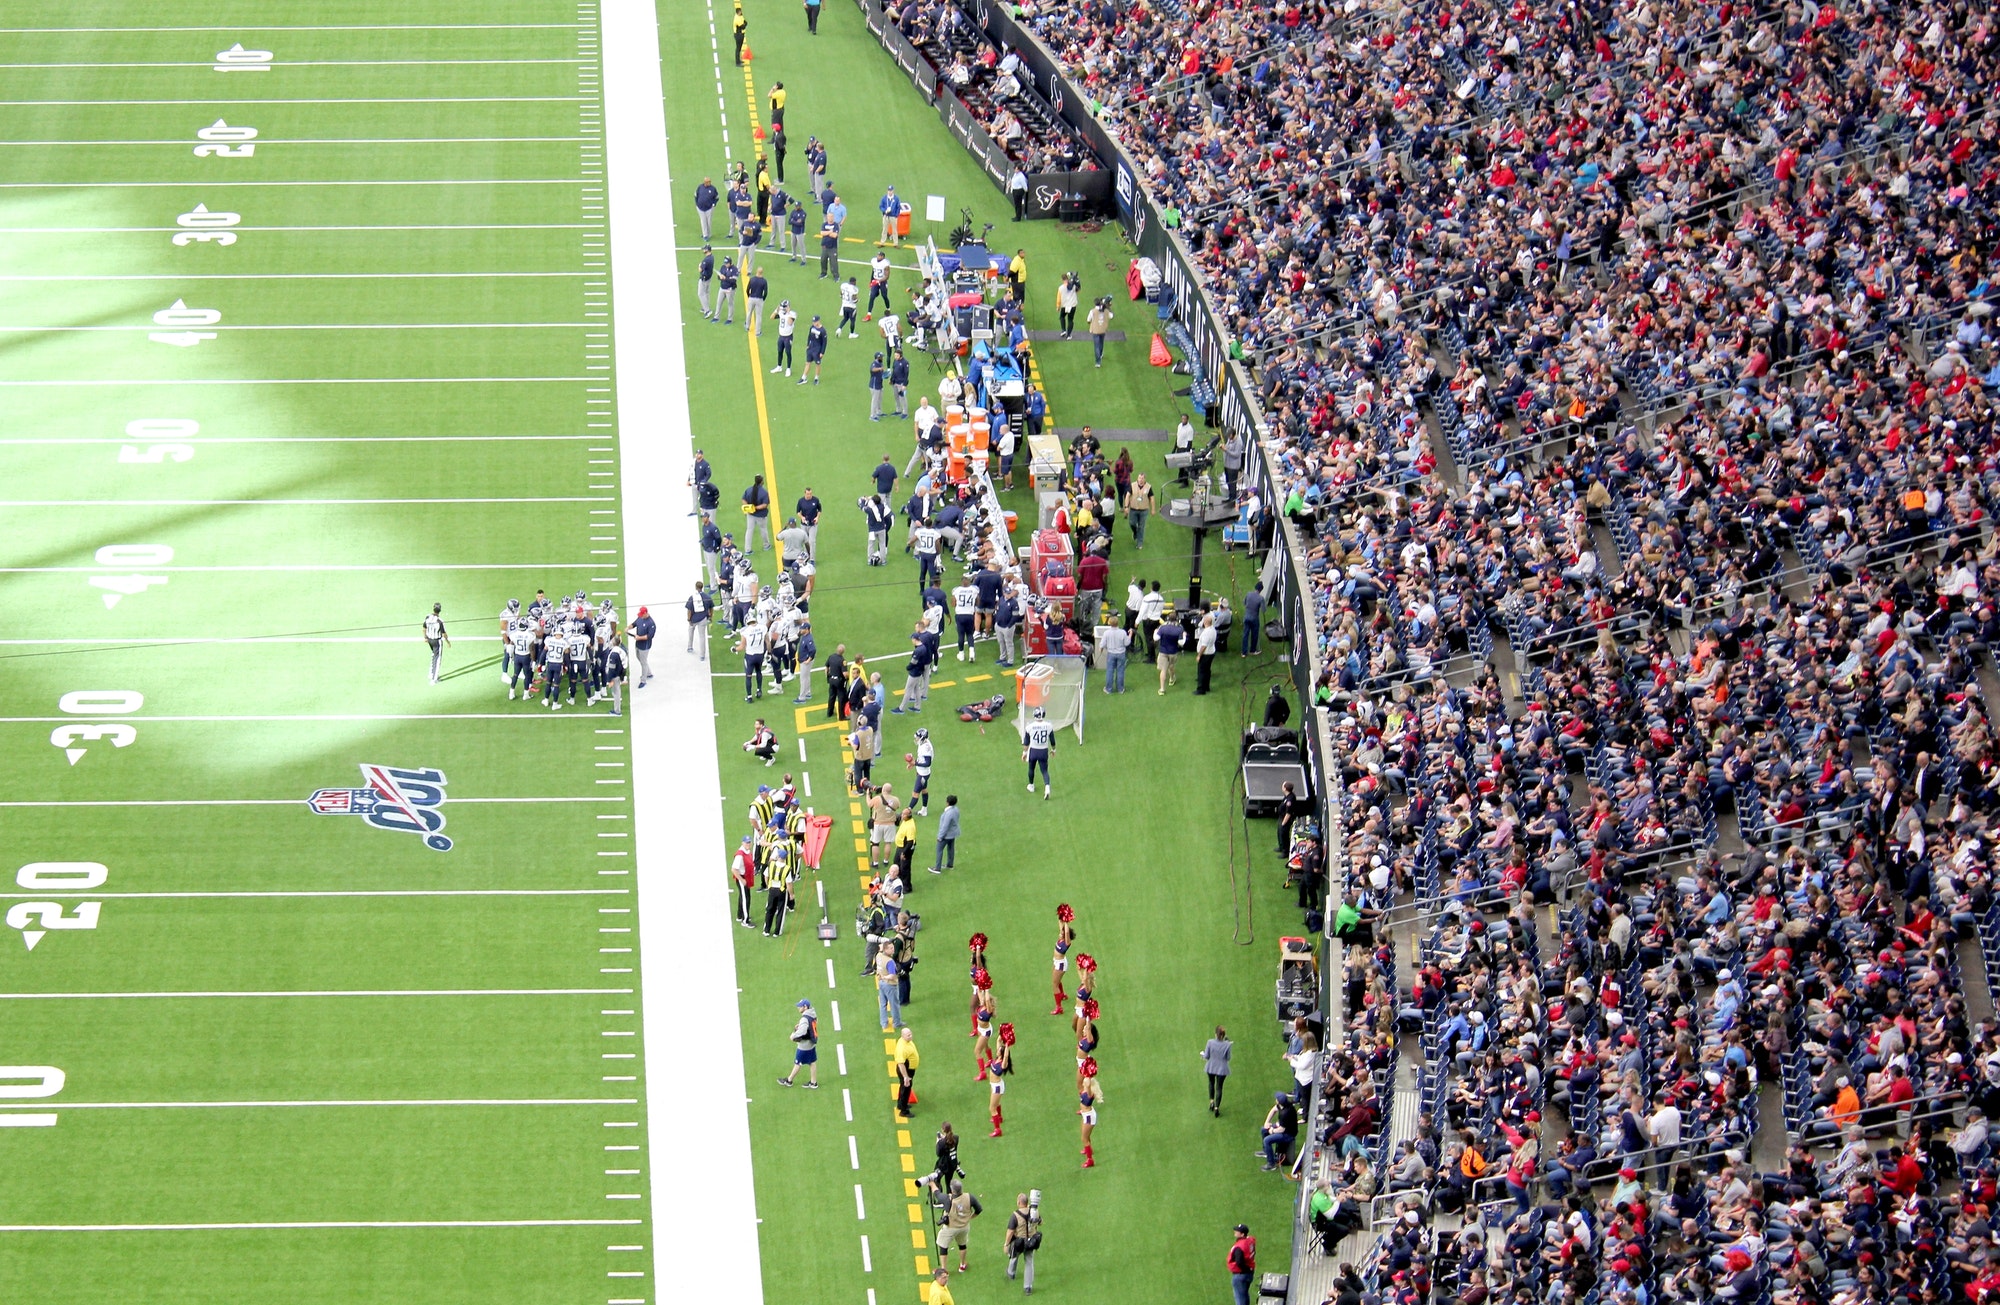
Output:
[1016, 655, 1086, 744]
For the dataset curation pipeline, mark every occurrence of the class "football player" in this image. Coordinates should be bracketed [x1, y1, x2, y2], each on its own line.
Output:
[505, 609, 539, 700]
[1024, 705, 1055, 799]
[912, 727, 934, 815]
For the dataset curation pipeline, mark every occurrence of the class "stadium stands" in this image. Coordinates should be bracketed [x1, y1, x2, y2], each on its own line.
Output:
[988, 0, 2000, 1301]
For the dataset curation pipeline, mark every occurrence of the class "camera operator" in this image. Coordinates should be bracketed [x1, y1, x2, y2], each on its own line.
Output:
[1057, 273, 1080, 338]
[1005, 1191, 1043, 1293]
[1086, 295, 1113, 367]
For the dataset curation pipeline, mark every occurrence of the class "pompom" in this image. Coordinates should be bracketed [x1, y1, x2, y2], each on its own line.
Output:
[968, 932, 989, 951]
[1082, 998, 1099, 1019]
[1080, 1056, 1099, 1078]
[973, 968, 993, 991]
[998, 1022, 1016, 1046]
[1056, 903, 1075, 923]
[1077, 952, 1097, 973]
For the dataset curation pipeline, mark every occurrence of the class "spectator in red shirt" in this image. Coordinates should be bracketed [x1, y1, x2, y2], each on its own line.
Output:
[1228, 1224, 1256, 1305]
[1077, 546, 1110, 626]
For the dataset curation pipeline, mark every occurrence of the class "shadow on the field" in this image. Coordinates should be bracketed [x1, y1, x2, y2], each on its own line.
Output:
[439, 653, 506, 683]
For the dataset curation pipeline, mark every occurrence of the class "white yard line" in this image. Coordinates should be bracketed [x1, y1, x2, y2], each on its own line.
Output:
[0, 23, 587, 31]
[0, 180, 585, 189]
[0, 637, 432, 645]
[0, 714, 637, 722]
[1, 564, 603, 573]
[0, 892, 628, 902]
[0, 1098, 637, 1110]
[0, 435, 602, 444]
[0, 273, 592, 281]
[602, 0, 753, 1296]
[0, 224, 596, 233]
[0, 797, 625, 808]
[0, 377, 595, 386]
[0, 324, 591, 332]
[0, 59, 590, 69]
[0, 98, 589, 107]
[0, 497, 610, 505]
[0, 987, 634, 999]
[0, 137, 589, 146]
[0, 1220, 643, 1232]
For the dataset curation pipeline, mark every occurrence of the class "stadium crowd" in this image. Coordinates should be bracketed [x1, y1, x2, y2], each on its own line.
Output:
[999, 0, 2000, 1299]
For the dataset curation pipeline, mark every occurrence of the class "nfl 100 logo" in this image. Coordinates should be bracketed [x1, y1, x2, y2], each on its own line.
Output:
[308, 764, 452, 851]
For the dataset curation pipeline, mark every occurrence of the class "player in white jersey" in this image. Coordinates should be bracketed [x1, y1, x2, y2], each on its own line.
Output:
[541, 624, 569, 709]
[731, 565, 760, 630]
[911, 520, 941, 590]
[1023, 705, 1055, 799]
[919, 597, 945, 637]
[769, 606, 802, 687]
[498, 598, 522, 683]
[838, 278, 860, 337]
[506, 616, 539, 699]
[951, 578, 981, 661]
[422, 604, 450, 684]
[734, 617, 770, 702]
[912, 728, 935, 815]
[564, 625, 591, 705]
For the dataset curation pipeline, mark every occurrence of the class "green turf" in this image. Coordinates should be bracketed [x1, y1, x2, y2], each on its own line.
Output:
[0, 5, 651, 1302]
[664, 0, 1302, 1298]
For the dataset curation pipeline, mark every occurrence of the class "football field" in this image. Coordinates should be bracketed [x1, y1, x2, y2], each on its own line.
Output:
[0, 3, 710, 1302]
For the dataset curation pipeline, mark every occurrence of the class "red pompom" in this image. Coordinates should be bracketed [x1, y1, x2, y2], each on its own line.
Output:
[1056, 903, 1075, 923]
[998, 1023, 1016, 1046]
[1076, 952, 1097, 972]
[968, 932, 989, 951]
[973, 968, 992, 991]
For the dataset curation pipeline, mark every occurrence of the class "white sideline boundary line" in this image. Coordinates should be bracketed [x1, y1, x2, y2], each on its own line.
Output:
[0, 1098, 635, 1110]
[0, 987, 634, 998]
[0, 1220, 643, 1233]
[601, 0, 755, 1297]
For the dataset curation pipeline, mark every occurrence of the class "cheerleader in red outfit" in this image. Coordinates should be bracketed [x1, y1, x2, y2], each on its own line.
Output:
[1078, 1056, 1102, 1168]
[972, 970, 996, 1079]
[1072, 952, 1097, 1016]
[1050, 904, 1074, 1014]
[987, 1023, 1013, 1137]
[1073, 997, 1099, 1092]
